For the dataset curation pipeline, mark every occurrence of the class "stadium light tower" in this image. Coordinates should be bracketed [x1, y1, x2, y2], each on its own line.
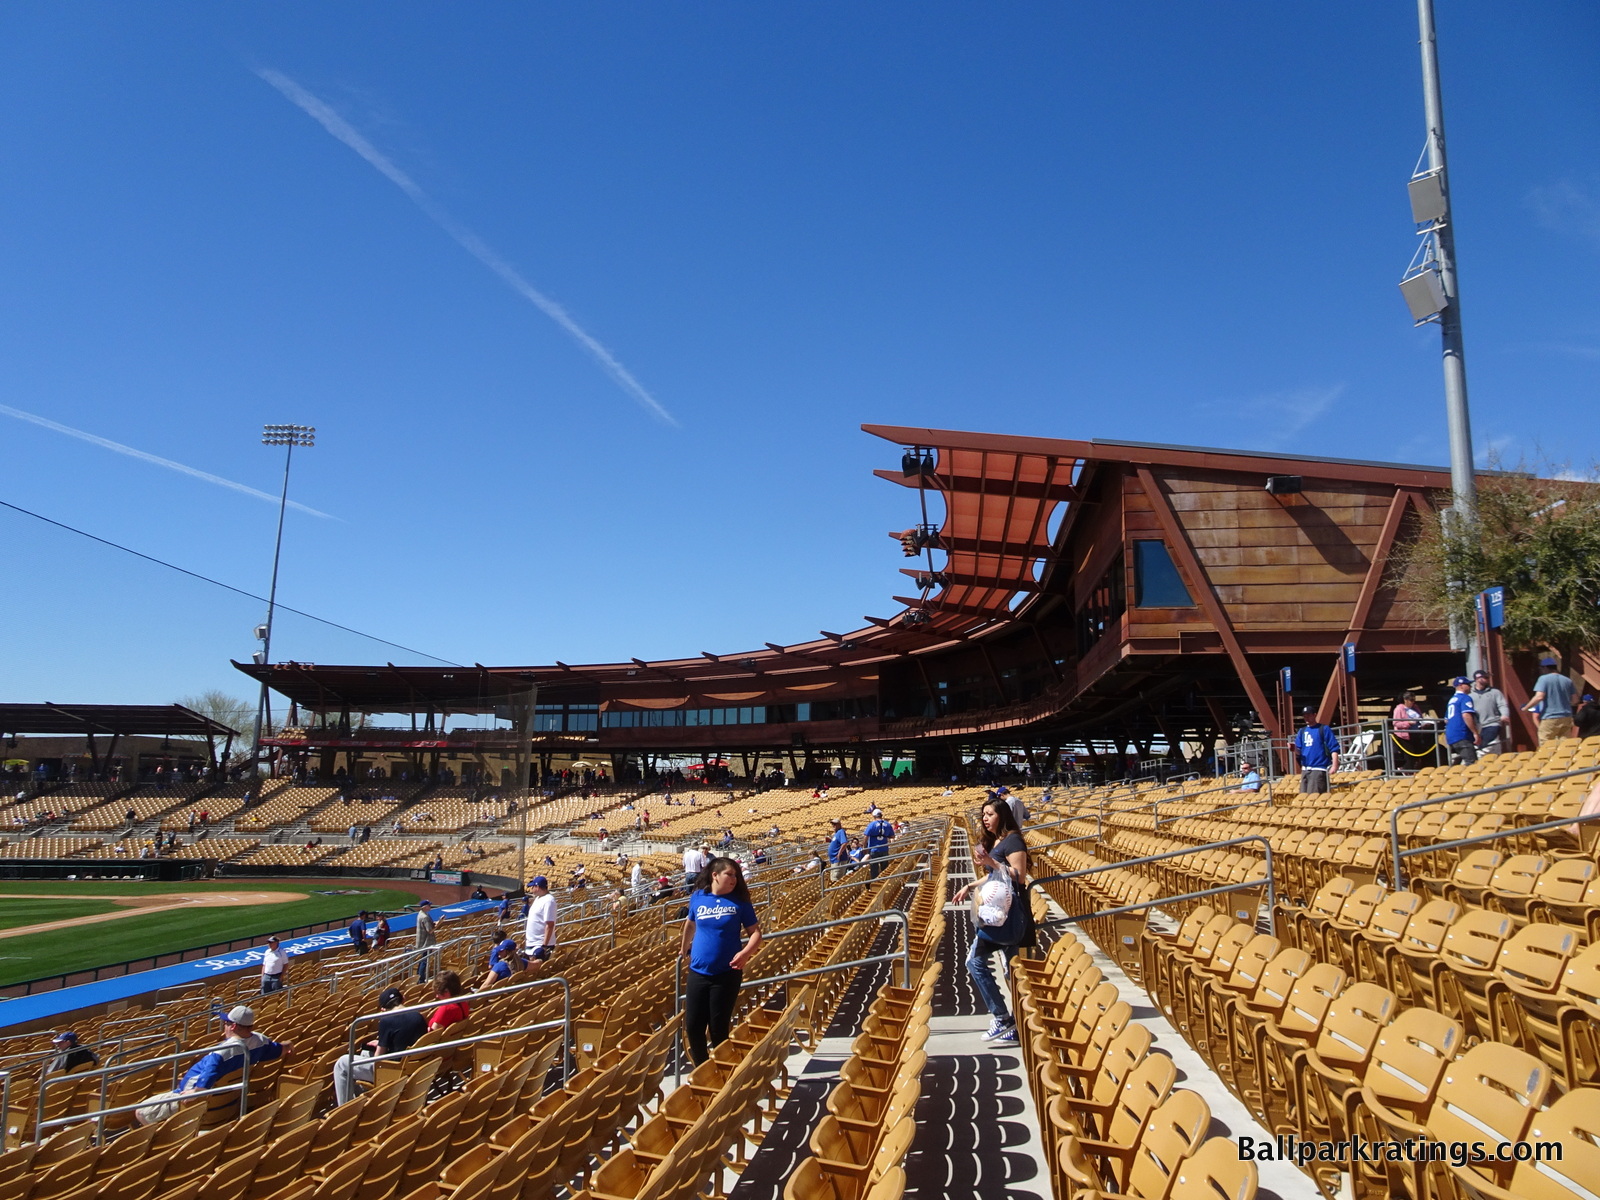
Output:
[250, 424, 316, 771]
[1402, 0, 1478, 668]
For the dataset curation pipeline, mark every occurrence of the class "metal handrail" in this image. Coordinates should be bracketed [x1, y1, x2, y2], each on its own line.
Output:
[36, 1036, 253, 1139]
[1155, 792, 1275, 827]
[339, 1014, 568, 1096]
[1391, 809, 1600, 891]
[1025, 835, 1277, 916]
[342, 973, 572, 1098]
[1035, 876, 1274, 929]
[670, 907, 913, 1085]
[1386, 764, 1600, 891]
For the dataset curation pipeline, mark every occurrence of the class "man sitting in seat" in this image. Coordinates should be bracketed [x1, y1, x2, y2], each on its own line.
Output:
[45, 1031, 98, 1075]
[137, 1006, 293, 1123]
[332, 987, 424, 1104]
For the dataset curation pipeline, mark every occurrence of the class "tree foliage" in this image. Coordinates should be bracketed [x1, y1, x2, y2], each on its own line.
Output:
[176, 692, 261, 763]
[1393, 463, 1600, 659]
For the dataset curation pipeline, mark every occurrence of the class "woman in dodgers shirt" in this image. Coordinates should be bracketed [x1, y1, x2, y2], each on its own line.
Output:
[678, 856, 763, 1063]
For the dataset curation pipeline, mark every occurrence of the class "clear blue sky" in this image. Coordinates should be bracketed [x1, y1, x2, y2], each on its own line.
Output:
[1, 2, 1596, 709]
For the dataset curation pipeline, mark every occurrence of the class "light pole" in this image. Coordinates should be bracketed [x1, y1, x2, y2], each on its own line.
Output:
[250, 424, 316, 774]
[1402, 0, 1478, 669]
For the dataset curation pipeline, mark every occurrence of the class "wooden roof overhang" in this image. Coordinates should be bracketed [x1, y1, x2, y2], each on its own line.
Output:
[236, 427, 1464, 742]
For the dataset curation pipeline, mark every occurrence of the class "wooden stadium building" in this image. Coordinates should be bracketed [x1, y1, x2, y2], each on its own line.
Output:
[238, 426, 1468, 778]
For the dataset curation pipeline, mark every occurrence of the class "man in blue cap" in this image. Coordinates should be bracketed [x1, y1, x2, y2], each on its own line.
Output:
[1445, 676, 1480, 765]
[1524, 657, 1577, 745]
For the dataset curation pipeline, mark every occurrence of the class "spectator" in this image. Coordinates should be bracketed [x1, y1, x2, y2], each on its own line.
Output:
[1525, 657, 1578, 744]
[682, 843, 708, 888]
[470, 885, 488, 901]
[1293, 707, 1340, 793]
[333, 987, 424, 1104]
[1445, 675, 1481, 765]
[1235, 761, 1262, 793]
[428, 973, 471, 1032]
[259, 935, 288, 994]
[864, 809, 895, 878]
[496, 893, 512, 923]
[46, 1031, 98, 1075]
[372, 915, 391, 952]
[1470, 670, 1510, 754]
[678, 856, 762, 1065]
[631, 860, 645, 898]
[1392, 691, 1430, 762]
[524, 876, 557, 961]
[136, 1006, 291, 1124]
[952, 798, 1029, 1047]
[827, 818, 849, 881]
[414, 900, 437, 983]
[1577, 694, 1600, 740]
[348, 911, 370, 955]
[476, 930, 518, 990]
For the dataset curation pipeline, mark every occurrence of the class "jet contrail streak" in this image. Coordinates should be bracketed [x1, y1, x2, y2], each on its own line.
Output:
[258, 68, 677, 427]
[0, 404, 334, 519]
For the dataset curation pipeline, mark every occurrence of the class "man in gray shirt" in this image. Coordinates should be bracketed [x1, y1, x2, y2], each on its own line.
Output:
[1523, 656, 1577, 745]
[1470, 670, 1510, 754]
[413, 899, 437, 983]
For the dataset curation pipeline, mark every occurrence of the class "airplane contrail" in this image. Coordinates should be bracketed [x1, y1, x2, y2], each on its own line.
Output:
[257, 68, 678, 427]
[0, 404, 334, 519]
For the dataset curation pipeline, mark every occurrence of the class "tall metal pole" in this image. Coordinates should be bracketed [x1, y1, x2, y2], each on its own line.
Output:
[251, 426, 315, 773]
[1416, 0, 1479, 668]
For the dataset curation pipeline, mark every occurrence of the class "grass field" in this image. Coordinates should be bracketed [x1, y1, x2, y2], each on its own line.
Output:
[0, 881, 419, 986]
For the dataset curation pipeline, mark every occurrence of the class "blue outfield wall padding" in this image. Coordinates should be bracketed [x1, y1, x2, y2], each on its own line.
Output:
[0, 898, 501, 1030]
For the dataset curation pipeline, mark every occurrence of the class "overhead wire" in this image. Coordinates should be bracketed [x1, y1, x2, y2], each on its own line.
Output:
[0, 497, 462, 667]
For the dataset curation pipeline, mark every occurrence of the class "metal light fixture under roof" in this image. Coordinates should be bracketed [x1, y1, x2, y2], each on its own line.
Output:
[901, 447, 935, 477]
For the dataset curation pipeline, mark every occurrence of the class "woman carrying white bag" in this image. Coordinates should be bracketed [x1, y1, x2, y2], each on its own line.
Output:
[952, 798, 1031, 1046]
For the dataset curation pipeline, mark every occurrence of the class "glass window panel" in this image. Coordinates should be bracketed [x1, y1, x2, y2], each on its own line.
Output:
[1133, 540, 1195, 607]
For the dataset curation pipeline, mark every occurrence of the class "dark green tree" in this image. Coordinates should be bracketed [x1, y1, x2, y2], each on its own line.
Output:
[1393, 462, 1600, 662]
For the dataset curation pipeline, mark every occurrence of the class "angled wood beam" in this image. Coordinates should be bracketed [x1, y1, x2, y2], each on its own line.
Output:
[872, 469, 1078, 503]
[1135, 467, 1281, 741]
[1314, 487, 1416, 723]
[897, 568, 1043, 592]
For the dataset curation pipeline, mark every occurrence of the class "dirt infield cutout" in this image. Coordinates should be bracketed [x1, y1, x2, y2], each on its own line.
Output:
[0, 890, 308, 940]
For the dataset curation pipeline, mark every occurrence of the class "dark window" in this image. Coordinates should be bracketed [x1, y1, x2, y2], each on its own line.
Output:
[1133, 540, 1195, 607]
[1076, 552, 1127, 654]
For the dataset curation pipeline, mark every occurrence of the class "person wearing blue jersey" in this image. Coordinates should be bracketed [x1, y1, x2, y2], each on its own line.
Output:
[863, 810, 895, 878]
[826, 818, 850, 881]
[1444, 676, 1481, 765]
[1293, 707, 1340, 794]
[678, 856, 762, 1064]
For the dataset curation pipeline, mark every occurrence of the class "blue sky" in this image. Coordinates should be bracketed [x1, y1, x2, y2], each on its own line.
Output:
[1, 2, 1596, 708]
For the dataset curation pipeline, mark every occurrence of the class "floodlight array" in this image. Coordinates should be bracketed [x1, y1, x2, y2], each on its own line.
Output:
[262, 424, 316, 447]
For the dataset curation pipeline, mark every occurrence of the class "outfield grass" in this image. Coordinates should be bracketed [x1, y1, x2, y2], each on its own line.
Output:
[0, 881, 419, 986]
[0, 898, 121, 931]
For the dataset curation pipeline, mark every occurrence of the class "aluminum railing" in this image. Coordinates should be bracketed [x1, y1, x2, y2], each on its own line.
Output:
[1386, 763, 1600, 890]
[35, 1037, 253, 1140]
[670, 908, 912, 1084]
[1390, 804, 1600, 891]
[342, 974, 573, 1101]
[1026, 834, 1277, 924]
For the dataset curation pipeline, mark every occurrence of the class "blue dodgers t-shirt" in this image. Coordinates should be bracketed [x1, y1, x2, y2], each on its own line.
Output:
[864, 818, 894, 851]
[828, 828, 849, 863]
[1295, 724, 1339, 770]
[1445, 691, 1476, 744]
[687, 889, 759, 976]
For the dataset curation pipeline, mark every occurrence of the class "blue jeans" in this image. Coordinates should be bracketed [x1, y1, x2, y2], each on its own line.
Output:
[967, 932, 1016, 1022]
